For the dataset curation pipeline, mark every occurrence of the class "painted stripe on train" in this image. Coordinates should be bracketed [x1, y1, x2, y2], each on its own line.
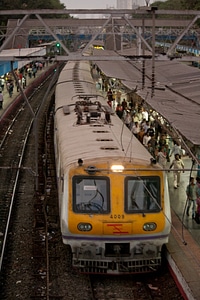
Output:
[62, 234, 168, 241]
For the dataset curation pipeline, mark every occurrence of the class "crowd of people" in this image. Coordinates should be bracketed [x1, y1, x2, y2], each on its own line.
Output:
[109, 92, 175, 167]
[106, 88, 200, 221]
[0, 61, 46, 108]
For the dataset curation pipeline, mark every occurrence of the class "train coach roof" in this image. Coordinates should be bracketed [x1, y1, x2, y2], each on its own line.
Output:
[93, 53, 200, 146]
[55, 105, 152, 169]
[56, 61, 97, 107]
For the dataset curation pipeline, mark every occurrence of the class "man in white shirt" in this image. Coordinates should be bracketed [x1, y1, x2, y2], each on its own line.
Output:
[169, 154, 184, 188]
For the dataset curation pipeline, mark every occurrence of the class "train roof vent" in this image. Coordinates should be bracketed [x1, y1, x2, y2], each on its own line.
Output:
[93, 130, 109, 133]
[100, 146, 119, 150]
[74, 84, 84, 93]
[97, 138, 113, 141]
[74, 82, 84, 93]
[73, 74, 79, 80]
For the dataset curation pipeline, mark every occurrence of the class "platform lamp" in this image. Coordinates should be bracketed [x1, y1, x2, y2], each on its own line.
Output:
[141, 0, 151, 89]
[145, 0, 156, 97]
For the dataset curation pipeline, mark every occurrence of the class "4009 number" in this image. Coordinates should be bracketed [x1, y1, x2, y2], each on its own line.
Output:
[110, 214, 124, 219]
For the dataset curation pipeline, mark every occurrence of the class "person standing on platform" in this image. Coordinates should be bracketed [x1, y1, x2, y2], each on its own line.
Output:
[142, 131, 151, 148]
[169, 153, 184, 189]
[116, 104, 123, 119]
[107, 88, 113, 107]
[0, 90, 3, 109]
[121, 98, 127, 111]
[148, 135, 157, 158]
[170, 141, 182, 158]
[107, 88, 113, 101]
[22, 76, 26, 89]
[8, 82, 14, 97]
[186, 177, 196, 218]
[0, 77, 5, 91]
[157, 146, 167, 169]
[131, 121, 140, 139]
[124, 110, 132, 129]
[196, 177, 200, 215]
[147, 123, 155, 137]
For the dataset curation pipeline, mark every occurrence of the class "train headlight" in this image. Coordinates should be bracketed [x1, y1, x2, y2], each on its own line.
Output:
[77, 223, 92, 232]
[111, 164, 124, 172]
[143, 222, 157, 231]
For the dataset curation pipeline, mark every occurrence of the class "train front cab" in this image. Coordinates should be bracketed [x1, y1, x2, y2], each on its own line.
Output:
[62, 162, 171, 274]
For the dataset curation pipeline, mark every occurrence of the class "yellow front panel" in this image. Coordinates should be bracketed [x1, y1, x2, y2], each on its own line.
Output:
[68, 163, 166, 236]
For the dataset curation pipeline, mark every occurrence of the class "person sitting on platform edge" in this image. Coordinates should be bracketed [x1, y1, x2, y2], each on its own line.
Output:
[186, 177, 196, 218]
[169, 153, 184, 189]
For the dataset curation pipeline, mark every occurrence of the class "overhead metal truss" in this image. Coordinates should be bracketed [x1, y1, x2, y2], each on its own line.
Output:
[1, 9, 200, 61]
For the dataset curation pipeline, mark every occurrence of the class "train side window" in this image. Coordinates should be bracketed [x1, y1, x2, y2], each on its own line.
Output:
[125, 176, 161, 213]
[72, 176, 110, 214]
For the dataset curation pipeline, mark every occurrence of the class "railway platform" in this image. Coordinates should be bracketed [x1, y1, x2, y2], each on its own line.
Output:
[0, 63, 51, 118]
[167, 156, 200, 300]
[0, 69, 200, 299]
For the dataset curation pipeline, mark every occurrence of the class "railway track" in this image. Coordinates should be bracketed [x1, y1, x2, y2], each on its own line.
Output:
[0, 68, 61, 298]
[0, 116, 33, 271]
[88, 270, 184, 300]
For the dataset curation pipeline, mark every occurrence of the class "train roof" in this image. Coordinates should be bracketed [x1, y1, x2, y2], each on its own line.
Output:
[56, 61, 96, 107]
[55, 61, 153, 170]
[55, 105, 153, 170]
[93, 50, 200, 147]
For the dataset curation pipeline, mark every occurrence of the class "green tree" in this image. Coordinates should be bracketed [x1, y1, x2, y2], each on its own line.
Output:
[151, 0, 200, 25]
[180, 0, 200, 10]
[0, 0, 69, 26]
[152, 0, 200, 10]
[0, 0, 66, 9]
[0, 0, 70, 46]
[22, 0, 65, 9]
[152, 0, 183, 10]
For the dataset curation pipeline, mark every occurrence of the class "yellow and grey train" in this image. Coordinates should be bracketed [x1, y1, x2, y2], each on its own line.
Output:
[54, 60, 171, 274]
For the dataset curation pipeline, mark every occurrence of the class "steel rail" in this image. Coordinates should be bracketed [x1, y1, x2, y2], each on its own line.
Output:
[0, 119, 33, 272]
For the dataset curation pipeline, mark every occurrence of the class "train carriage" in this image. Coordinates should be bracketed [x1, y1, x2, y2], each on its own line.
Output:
[54, 60, 171, 274]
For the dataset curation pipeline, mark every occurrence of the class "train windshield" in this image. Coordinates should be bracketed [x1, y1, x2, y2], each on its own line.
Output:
[73, 176, 110, 213]
[125, 176, 161, 213]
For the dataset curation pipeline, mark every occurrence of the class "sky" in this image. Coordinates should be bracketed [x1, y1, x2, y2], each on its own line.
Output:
[62, 0, 116, 9]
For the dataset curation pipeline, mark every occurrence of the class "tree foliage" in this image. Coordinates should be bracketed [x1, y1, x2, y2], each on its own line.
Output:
[152, 0, 200, 10]
[0, 0, 68, 25]
[0, 0, 66, 10]
[151, 0, 200, 26]
[152, 0, 183, 10]
[180, 0, 200, 10]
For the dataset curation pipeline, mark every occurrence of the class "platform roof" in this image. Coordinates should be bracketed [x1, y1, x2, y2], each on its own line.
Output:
[94, 50, 200, 147]
[0, 47, 46, 61]
[0, 47, 46, 74]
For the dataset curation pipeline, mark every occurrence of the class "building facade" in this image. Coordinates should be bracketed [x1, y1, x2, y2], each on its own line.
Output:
[116, 0, 133, 9]
[116, 0, 150, 9]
